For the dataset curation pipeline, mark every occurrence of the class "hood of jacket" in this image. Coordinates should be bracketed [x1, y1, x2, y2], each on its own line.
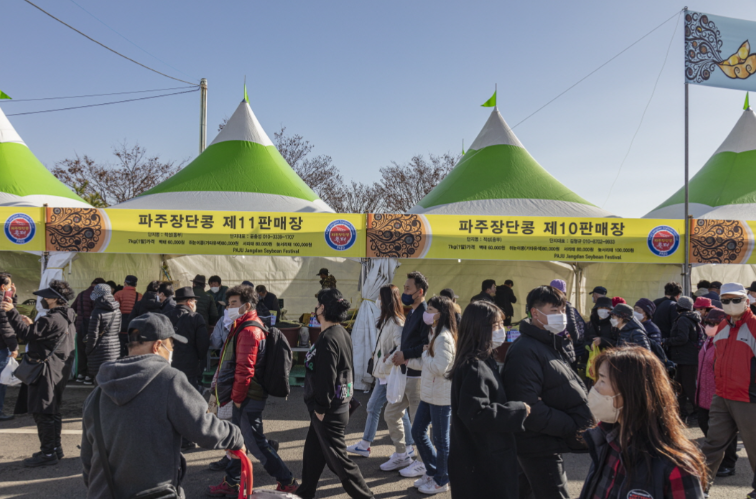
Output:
[93, 294, 120, 312]
[97, 354, 171, 406]
[621, 317, 646, 333]
[679, 310, 701, 324]
[49, 306, 76, 324]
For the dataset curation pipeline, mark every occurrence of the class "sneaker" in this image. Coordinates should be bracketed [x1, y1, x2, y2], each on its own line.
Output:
[380, 452, 413, 471]
[23, 452, 59, 467]
[33, 448, 64, 460]
[414, 474, 433, 489]
[716, 466, 735, 477]
[76, 374, 85, 383]
[400, 460, 427, 478]
[277, 479, 299, 493]
[207, 479, 239, 497]
[346, 442, 371, 458]
[83, 376, 93, 385]
[208, 455, 230, 471]
[0, 413, 14, 421]
[418, 480, 449, 495]
[407, 445, 415, 457]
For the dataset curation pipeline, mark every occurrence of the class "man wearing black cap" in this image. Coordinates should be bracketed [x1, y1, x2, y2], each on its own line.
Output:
[191, 275, 219, 326]
[495, 279, 517, 326]
[81, 313, 245, 498]
[703, 281, 723, 308]
[589, 285, 607, 304]
[317, 268, 336, 290]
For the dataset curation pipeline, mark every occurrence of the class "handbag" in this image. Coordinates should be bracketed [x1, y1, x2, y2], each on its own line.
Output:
[366, 323, 387, 376]
[13, 332, 69, 385]
[93, 389, 179, 499]
[385, 364, 407, 404]
[0, 356, 21, 387]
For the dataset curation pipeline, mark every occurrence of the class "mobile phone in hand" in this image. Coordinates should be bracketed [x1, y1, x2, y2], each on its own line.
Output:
[3, 290, 12, 303]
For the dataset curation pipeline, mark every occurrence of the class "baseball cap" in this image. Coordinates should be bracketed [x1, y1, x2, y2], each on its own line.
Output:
[591, 286, 608, 295]
[317, 268, 329, 276]
[124, 275, 138, 286]
[720, 282, 747, 297]
[128, 312, 187, 344]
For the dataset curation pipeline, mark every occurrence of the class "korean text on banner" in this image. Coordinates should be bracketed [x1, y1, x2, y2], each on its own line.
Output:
[0, 208, 45, 252]
[685, 10, 756, 91]
[366, 214, 685, 264]
[45, 207, 366, 258]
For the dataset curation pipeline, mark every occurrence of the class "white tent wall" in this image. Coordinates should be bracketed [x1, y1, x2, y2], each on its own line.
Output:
[691, 264, 756, 291]
[65, 253, 166, 293]
[164, 254, 362, 320]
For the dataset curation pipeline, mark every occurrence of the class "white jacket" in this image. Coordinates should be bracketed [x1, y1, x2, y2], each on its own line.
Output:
[408, 326, 455, 406]
[371, 317, 404, 380]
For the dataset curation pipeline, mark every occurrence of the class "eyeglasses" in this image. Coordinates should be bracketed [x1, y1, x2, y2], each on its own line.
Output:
[721, 298, 745, 305]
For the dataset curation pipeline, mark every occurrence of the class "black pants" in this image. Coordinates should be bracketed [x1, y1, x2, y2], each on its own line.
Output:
[33, 413, 62, 455]
[76, 327, 88, 377]
[518, 454, 570, 499]
[698, 407, 738, 469]
[118, 333, 129, 359]
[297, 411, 373, 499]
[675, 364, 698, 416]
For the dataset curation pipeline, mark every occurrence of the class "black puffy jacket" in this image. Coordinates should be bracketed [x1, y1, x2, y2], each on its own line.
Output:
[653, 297, 679, 339]
[616, 318, 651, 350]
[165, 304, 209, 379]
[585, 311, 616, 349]
[666, 310, 702, 366]
[125, 291, 162, 330]
[85, 295, 121, 378]
[503, 319, 593, 456]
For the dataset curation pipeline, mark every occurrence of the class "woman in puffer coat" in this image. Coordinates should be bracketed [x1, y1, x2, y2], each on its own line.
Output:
[85, 284, 121, 380]
[407, 295, 457, 495]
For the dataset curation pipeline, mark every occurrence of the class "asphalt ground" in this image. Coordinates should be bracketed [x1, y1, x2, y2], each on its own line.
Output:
[0, 384, 753, 498]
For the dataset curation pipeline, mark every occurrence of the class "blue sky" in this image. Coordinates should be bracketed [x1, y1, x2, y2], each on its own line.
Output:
[2, 0, 756, 218]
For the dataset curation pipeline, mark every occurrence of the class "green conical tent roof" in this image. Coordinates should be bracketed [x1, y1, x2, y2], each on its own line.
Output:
[0, 106, 89, 207]
[408, 108, 613, 217]
[646, 108, 756, 219]
[115, 100, 333, 212]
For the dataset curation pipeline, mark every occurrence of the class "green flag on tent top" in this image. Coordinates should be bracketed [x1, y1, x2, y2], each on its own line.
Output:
[745, 92, 750, 110]
[244, 81, 249, 103]
[0, 90, 10, 100]
[481, 90, 496, 108]
[462, 139, 465, 156]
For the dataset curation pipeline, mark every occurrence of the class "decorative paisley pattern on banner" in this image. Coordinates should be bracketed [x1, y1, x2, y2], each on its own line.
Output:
[367, 214, 428, 258]
[690, 219, 752, 264]
[46, 208, 106, 252]
[685, 12, 724, 83]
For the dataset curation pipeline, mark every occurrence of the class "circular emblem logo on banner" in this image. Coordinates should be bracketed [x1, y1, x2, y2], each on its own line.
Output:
[325, 219, 357, 251]
[647, 225, 679, 257]
[4, 213, 36, 245]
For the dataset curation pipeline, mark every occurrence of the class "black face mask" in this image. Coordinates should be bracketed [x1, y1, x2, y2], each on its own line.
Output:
[41, 299, 50, 310]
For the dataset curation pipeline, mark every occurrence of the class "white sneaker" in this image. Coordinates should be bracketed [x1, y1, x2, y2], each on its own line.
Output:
[346, 442, 371, 458]
[83, 376, 93, 385]
[418, 480, 449, 495]
[380, 452, 412, 471]
[76, 374, 84, 382]
[407, 445, 415, 457]
[414, 474, 433, 489]
[399, 460, 426, 478]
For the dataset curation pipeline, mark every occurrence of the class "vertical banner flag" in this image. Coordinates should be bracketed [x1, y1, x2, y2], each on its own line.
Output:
[686, 11, 756, 91]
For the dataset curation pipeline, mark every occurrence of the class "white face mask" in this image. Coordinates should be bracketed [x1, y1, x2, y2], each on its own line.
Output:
[536, 309, 567, 334]
[188, 301, 197, 313]
[722, 299, 748, 317]
[210, 286, 220, 293]
[610, 317, 620, 328]
[158, 343, 173, 364]
[597, 309, 610, 320]
[587, 387, 622, 424]
[492, 328, 506, 348]
[224, 306, 241, 326]
[633, 311, 645, 322]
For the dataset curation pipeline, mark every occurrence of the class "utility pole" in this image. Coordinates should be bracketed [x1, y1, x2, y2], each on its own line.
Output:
[200, 78, 208, 153]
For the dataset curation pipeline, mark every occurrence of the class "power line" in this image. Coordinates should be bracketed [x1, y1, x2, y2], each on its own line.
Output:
[6, 88, 198, 116]
[21, 0, 198, 86]
[4, 86, 197, 102]
[510, 8, 684, 130]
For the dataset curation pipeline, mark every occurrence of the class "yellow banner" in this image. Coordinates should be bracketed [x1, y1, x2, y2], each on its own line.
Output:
[0, 208, 45, 252]
[45, 208, 366, 258]
[367, 214, 686, 263]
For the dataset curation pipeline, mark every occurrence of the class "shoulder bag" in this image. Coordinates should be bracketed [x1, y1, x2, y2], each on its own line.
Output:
[13, 331, 69, 385]
[93, 389, 180, 499]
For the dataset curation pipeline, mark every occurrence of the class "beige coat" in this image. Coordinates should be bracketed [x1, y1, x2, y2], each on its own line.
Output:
[408, 326, 455, 406]
[371, 317, 404, 379]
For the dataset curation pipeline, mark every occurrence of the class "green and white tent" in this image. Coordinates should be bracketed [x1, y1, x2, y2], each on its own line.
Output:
[646, 107, 756, 219]
[115, 99, 333, 212]
[408, 107, 613, 217]
[0, 107, 89, 208]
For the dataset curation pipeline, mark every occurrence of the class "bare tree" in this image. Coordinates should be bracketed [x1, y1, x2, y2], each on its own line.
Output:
[51, 142, 184, 206]
[374, 153, 460, 213]
[331, 181, 385, 213]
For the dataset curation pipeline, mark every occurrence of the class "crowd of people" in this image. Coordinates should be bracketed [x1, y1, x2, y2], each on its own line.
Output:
[0, 268, 755, 499]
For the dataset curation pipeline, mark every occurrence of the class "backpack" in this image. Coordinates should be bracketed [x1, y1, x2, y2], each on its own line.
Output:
[248, 321, 292, 398]
[649, 338, 677, 378]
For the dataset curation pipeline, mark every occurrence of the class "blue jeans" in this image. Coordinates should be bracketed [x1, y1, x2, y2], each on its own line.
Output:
[226, 398, 293, 484]
[0, 348, 9, 414]
[411, 401, 450, 486]
[363, 382, 413, 445]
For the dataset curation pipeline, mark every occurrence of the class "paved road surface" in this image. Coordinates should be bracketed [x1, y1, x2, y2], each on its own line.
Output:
[0, 384, 752, 498]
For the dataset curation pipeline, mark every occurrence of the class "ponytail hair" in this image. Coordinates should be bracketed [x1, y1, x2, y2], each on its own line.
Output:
[317, 288, 351, 323]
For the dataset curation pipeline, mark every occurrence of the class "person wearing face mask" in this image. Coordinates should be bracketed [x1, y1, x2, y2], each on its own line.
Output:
[447, 300, 530, 498]
[550, 279, 587, 368]
[608, 303, 651, 350]
[207, 275, 229, 319]
[165, 287, 208, 393]
[81, 313, 246, 499]
[746, 281, 756, 315]
[84, 284, 122, 383]
[190, 274, 219, 327]
[694, 308, 739, 478]
[662, 296, 702, 421]
[0, 272, 19, 421]
[634, 298, 662, 345]
[157, 282, 176, 315]
[0, 280, 76, 467]
[405, 295, 457, 494]
[700, 283, 756, 499]
[503, 285, 592, 499]
[586, 296, 615, 349]
[579, 347, 707, 499]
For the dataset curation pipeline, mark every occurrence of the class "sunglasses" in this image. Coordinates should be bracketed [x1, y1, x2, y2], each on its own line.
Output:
[721, 298, 745, 305]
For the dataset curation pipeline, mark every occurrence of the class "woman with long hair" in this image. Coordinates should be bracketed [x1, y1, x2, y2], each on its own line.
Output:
[347, 284, 414, 458]
[407, 295, 457, 494]
[580, 346, 706, 498]
[447, 301, 530, 498]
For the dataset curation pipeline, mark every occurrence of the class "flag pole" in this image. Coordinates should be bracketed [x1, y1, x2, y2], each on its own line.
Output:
[683, 81, 690, 296]
[199, 78, 208, 153]
[495, 83, 498, 110]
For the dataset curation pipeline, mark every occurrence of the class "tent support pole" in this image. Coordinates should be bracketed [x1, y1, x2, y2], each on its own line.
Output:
[200, 78, 208, 153]
[683, 82, 691, 296]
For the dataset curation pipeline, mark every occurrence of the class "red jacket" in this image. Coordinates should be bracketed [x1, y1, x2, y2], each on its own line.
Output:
[714, 308, 756, 403]
[114, 286, 142, 316]
[231, 309, 268, 404]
